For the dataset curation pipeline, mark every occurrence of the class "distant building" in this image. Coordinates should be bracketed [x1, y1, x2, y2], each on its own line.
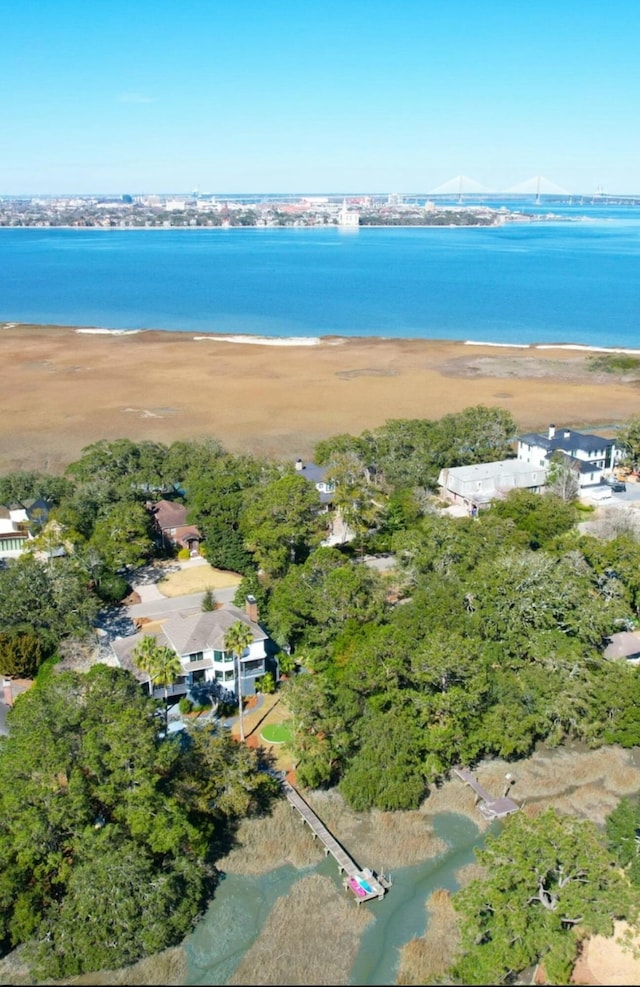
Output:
[148, 500, 201, 555]
[338, 199, 360, 227]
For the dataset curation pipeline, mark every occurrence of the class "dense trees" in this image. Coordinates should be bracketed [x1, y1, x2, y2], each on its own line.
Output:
[282, 496, 640, 807]
[0, 554, 97, 664]
[452, 808, 634, 985]
[0, 665, 277, 978]
[241, 471, 324, 577]
[3, 413, 640, 977]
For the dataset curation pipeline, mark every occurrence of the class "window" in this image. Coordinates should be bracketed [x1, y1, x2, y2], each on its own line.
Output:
[214, 669, 236, 683]
[186, 651, 204, 663]
[213, 649, 233, 663]
[243, 658, 264, 673]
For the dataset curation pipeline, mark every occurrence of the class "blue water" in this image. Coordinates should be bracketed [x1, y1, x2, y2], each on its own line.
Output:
[2, 211, 640, 347]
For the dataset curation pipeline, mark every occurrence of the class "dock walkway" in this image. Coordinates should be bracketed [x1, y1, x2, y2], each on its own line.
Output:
[282, 779, 391, 903]
[454, 767, 520, 820]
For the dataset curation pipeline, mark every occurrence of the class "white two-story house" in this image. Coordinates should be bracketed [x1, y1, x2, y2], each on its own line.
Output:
[111, 597, 276, 701]
[516, 424, 616, 488]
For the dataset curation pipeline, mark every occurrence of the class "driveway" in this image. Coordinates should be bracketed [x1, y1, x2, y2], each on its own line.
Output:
[94, 572, 239, 646]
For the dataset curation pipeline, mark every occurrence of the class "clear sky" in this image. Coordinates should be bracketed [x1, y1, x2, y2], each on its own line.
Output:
[3, 0, 640, 195]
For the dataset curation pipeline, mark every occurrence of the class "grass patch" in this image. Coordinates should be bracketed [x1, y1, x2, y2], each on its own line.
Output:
[157, 564, 242, 597]
[588, 353, 640, 374]
[260, 722, 293, 744]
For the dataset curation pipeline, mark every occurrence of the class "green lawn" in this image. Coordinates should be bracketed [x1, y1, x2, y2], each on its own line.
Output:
[260, 722, 293, 744]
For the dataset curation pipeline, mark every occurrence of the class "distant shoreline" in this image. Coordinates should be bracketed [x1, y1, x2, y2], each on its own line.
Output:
[6, 318, 640, 355]
[5, 322, 640, 355]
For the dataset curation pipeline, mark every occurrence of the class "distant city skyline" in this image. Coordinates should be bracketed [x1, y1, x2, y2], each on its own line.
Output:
[3, 1, 640, 196]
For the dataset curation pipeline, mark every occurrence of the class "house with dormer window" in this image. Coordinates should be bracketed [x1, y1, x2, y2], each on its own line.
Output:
[516, 424, 616, 488]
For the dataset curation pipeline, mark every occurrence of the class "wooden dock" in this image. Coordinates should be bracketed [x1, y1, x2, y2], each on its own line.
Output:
[454, 767, 520, 820]
[282, 780, 391, 903]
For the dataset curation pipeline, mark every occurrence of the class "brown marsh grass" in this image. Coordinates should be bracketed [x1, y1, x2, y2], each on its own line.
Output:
[3, 745, 640, 986]
[396, 888, 462, 986]
[0, 946, 188, 987]
[228, 873, 372, 986]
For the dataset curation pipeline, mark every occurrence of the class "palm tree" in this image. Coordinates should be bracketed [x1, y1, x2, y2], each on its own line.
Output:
[224, 620, 254, 742]
[132, 634, 183, 730]
[132, 634, 158, 696]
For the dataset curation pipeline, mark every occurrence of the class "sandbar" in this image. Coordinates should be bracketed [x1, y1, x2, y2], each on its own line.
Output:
[1, 322, 639, 473]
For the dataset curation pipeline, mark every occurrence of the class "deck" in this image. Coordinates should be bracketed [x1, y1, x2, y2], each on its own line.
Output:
[282, 780, 391, 903]
[454, 767, 520, 820]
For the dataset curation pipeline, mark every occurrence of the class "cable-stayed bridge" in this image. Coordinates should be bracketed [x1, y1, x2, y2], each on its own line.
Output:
[427, 175, 572, 202]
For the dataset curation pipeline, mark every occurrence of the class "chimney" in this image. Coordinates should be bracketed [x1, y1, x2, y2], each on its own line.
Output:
[548, 424, 555, 439]
[564, 430, 571, 439]
[295, 458, 304, 471]
[245, 594, 258, 622]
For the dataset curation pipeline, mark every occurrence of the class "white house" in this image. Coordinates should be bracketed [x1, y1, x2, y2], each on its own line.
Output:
[294, 458, 336, 504]
[516, 424, 616, 488]
[111, 598, 275, 701]
[438, 459, 547, 513]
[0, 498, 50, 560]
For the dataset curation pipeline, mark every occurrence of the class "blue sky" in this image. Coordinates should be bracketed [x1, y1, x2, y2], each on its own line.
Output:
[3, 0, 640, 195]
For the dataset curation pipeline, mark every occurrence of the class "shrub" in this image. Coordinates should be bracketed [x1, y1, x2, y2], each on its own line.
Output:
[178, 695, 193, 714]
[95, 572, 130, 603]
[177, 547, 191, 561]
[256, 672, 276, 694]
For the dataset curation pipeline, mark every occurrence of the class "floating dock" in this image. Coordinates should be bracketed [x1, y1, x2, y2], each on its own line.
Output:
[454, 767, 520, 820]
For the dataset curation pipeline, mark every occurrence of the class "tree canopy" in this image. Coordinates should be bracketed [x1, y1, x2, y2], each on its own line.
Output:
[0, 664, 278, 978]
[452, 808, 636, 985]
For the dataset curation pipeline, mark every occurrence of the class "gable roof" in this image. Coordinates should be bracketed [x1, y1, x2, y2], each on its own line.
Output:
[162, 605, 266, 656]
[519, 429, 613, 454]
[110, 604, 268, 681]
[603, 631, 640, 662]
[151, 499, 189, 529]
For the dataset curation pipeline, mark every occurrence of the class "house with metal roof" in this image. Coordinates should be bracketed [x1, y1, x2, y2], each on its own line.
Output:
[516, 424, 616, 488]
[438, 459, 547, 513]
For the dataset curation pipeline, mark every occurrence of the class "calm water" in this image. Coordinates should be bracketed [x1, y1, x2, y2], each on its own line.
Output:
[1, 210, 640, 347]
[183, 812, 488, 986]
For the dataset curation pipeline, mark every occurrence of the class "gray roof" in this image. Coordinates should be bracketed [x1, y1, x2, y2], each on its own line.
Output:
[110, 604, 267, 677]
[548, 450, 604, 475]
[162, 605, 266, 655]
[603, 631, 640, 661]
[519, 429, 614, 454]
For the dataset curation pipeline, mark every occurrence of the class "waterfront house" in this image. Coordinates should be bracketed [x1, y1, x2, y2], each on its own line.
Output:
[111, 597, 276, 701]
[0, 498, 51, 561]
[516, 424, 616, 488]
[148, 499, 202, 556]
[294, 458, 336, 505]
[437, 459, 547, 513]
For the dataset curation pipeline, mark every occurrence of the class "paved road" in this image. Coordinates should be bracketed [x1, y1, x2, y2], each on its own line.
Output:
[95, 583, 239, 645]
